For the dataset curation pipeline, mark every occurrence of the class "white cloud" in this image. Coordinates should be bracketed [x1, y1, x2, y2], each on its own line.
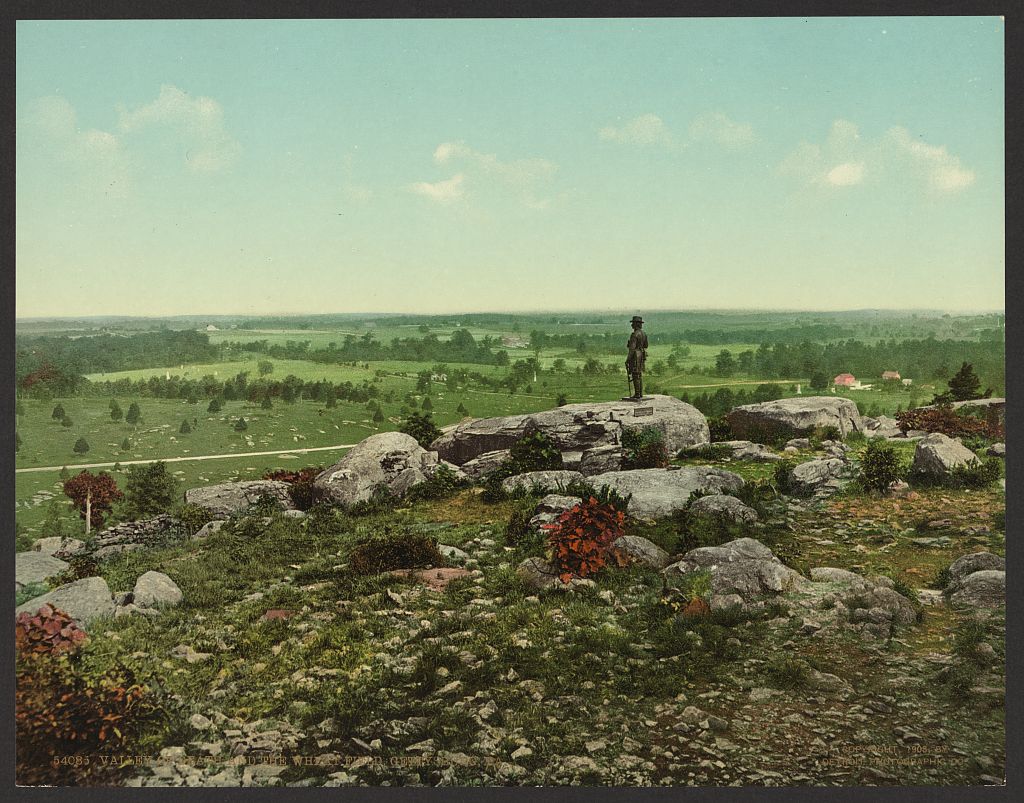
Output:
[27, 95, 132, 197]
[416, 142, 557, 207]
[117, 84, 240, 171]
[599, 113, 673, 147]
[780, 119, 975, 194]
[688, 111, 755, 148]
[886, 126, 976, 192]
[826, 162, 865, 186]
[410, 173, 465, 203]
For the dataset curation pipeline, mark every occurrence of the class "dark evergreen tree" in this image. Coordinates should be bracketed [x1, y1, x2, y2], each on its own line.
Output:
[126, 402, 141, 424]
[180, 419, 192, 434]
[73, 437, 90, 454]
[51, 403, 66, 420]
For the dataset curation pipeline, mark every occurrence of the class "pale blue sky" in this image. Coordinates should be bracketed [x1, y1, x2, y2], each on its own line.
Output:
[16, 17, 1004, 317]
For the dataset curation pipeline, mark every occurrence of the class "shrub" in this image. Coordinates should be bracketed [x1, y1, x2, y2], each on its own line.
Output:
[49, 555, 102, 588]
[509, 430, 563, 473]
[207, 397, 224, 413]
[234, 417, 248, 431]
[929, 565, 952, 591]
[406, 464, 470, 502]
[679, 443, 731, 461]
[707, 416, 731, 442]
[858, 439, 906, 492]
[896, 404, 1002, 440]
[772, 459, 796, 495]
[622, 426, 669, 469]
[346, 486, 401, 516]
[40, 500, 69, 540]
[815, 425, 842, 442]
[73, 437, 89, 454]
[177, 503, 215, 537]
[120, 461, 178, 520]
[543, 497, 627, 583]
[347, 528, 444, 575]
[399, 411, 442, 448]
[764, 655, 812, 690]
[504, 507, 535, 549]
[264, 467, 324, 511]
[947, 458, 1002, 490]
[179, 419, 192, 434]
[559, 479, 632, 512]
[15, 604, 88, 657]
[15, 582, 50, 607]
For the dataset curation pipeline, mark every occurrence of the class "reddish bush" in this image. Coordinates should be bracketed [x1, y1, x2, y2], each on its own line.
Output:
[15, 606, 149, 785]
[543, 497, 628, 583]
[896, 405, 1003, 440]
[15, 604, 88, 656]
[63, 471, 123, 529]
[263, 466, 323, 510]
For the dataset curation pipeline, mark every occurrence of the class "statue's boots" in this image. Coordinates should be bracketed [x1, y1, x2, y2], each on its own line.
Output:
[631, 375, 643, 400]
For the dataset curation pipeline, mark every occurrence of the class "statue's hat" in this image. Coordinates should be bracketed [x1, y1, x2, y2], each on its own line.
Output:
[630, 316, 643, 324]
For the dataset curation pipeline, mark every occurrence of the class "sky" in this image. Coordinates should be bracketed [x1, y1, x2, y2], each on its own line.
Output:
[15, 17, 1005, 318]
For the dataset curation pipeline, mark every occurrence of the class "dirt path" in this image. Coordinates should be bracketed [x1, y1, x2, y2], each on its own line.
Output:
[15, 443, 358, 474]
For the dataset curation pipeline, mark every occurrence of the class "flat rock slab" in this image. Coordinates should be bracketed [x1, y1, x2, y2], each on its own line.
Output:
[589, 467, 744, 519]
[15, 576, 115, 627]
[431, 395, 709, 466]
[726, 396, 862, 440]
[387, 567, 473, 592]
[502, 470, 584, 494]
[185, 480, 295, 518]
[15, 552, 69, 589]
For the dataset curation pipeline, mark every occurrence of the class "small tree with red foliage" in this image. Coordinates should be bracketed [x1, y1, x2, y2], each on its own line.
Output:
[63, 471, 123, 533]
[542, 497, 628, 583]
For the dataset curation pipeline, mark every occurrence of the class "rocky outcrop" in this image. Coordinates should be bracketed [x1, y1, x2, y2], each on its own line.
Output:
[663, 538, 806, 602]
[185, 481, 295, 518]
[579, 445, 625, 475]
[589, 467, 743, 520]
[862, 415, 902, 439]
[687, 494, 758, 525]
[715, 441, 783, 462]
[133, 571, 184, 608]
[15, 577, 115, 627]
[15, 552, 69, 590]
[910, 433, 980, 479]
[791, 568, 920, 640]
[612, 535, 670, 569]
[726, 396, 862, 440]
[33, 537, 86, 559]
[987, 443, 1005, 458]
[193, 520, 226, 539]
[313, 432, 466, 506]
[501, 471, 584, 495]
[430, 395, 709, 468]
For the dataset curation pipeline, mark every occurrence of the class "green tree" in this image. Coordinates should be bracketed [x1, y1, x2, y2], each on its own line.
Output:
[51, 403, 66, 420]
[234, 417, 248, 432]
[809, 371, 830, 391]
[947, 362, 985, 402]
[422, 396, 433, 411]
[325, 392, 337, 409]
[261, 393, 274, 409]
[258, 360, 274, 376]
[125, 402, 141, 425]
[187, 392, 199, 405]
[59, 466, 71, 482]
[456, 402, 468, 415]
[281, 385, 297, 404]
[179, 419, 192, 434]
[121, 461, 178, 519]
[110, 402, 123, 422]
[372, 408, 385, 427]
[207, 397, 224, 413]
[73, 437, 89, 454]
[556, 393, 568, 407]
[714, 350, 736, 376]
[400, 412, 441, 448]
[121, 437, 132, 451]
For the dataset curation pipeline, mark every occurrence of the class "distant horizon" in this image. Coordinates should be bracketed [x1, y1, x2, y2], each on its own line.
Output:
[15, 305, 1006, 323]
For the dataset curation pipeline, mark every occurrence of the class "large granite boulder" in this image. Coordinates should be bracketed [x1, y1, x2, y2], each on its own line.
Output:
[15, 577, 115, 627]
[789, 458, 849, 496]
[948, 552, 1005, 587]
[528, 494, 582, 532]
[863, 415, 902, 439]
[33, 537, 86, 559]
[15, 552, 69, 590]
[663, 538, 806, 602]
[688, 494, 758, 525]
[501, 470, 584, 495]
[716, 440, 783, 462]
[910, 433, 980, 479]
[948, 571, 1005, 608]
[185, 481, 294, 517]
[313, 432, 465, 506]
[579, 444, 626, 475]
[430, 395, 709, 467]
[132, 571, 184, 608]
[589, 467, 744, 520]
[612, 535, 671, 569]
[459, 449, 511, 480]
[726, 396, 862, 440]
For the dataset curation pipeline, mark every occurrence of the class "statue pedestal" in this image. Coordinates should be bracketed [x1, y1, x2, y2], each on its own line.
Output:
[620, 396, 654, 402]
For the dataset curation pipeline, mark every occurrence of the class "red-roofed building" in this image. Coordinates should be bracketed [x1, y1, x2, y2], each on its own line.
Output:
[833, 373, 856, 387]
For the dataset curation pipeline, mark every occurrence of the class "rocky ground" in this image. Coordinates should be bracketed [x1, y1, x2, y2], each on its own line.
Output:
[15, 398, 1006, 788]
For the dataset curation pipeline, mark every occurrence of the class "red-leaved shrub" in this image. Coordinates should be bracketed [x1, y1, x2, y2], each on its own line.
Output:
[896, 405, 1003, 440]
[543, 497, 628, 583]
[15, 604, 88, 656]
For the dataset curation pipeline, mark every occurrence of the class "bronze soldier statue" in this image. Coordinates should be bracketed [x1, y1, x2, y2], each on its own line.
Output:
[625, 315, 648, 400]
